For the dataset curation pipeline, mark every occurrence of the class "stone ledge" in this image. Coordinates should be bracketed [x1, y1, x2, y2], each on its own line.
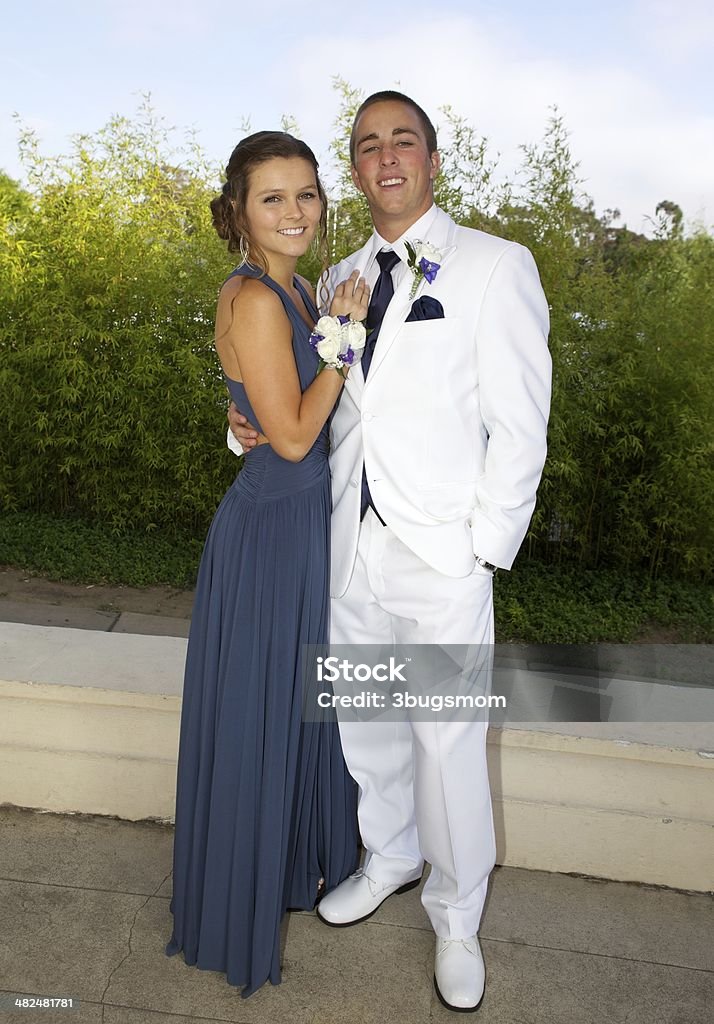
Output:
[0, 621, 186, 694]
[1, 623, 712, 891]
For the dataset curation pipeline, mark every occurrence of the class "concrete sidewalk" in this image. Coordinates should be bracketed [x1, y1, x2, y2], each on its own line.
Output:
[1, 805, 712, 1024]
[0, 597, 191, 638]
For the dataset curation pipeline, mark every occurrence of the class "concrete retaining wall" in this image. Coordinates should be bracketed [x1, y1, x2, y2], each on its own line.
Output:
[1, 623, 712, 891]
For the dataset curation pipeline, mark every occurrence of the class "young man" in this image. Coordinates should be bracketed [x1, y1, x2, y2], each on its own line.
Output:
[229, 91, 551, 1012]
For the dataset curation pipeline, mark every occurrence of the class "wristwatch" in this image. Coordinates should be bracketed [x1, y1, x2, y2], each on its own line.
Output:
[475, 556, 497, 574]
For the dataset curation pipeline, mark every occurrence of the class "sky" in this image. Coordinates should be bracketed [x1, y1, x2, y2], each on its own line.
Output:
[1, 0, 712, 235]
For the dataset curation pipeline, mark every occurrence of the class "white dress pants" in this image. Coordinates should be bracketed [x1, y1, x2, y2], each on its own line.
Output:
[330, 509, 496, 938]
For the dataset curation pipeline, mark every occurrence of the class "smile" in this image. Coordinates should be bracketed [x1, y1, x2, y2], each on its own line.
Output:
[278, 227, 307, 235]
[378, 178, 406, 187]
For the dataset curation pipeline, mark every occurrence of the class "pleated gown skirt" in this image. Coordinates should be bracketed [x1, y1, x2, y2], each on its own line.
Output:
[166, 437, 359, 996]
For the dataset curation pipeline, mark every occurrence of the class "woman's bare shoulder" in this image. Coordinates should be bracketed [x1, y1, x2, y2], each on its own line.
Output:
[218, 274, 282, 311]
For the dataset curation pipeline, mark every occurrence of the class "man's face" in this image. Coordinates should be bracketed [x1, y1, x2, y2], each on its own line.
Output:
[351, 100, 440, 241]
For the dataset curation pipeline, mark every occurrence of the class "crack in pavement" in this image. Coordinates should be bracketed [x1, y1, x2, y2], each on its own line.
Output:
[99, 869, 172, 1008]
[99, 893, 152, 1005]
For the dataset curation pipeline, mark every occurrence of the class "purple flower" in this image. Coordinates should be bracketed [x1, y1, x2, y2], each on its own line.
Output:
[419, 257, 440, 284]
[342, 346, 355, 365]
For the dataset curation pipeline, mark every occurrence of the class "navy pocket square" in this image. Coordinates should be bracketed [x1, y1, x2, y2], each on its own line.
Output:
[406, 296, 444, 322]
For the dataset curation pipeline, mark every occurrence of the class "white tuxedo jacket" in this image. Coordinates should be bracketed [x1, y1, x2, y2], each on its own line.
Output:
[326, 206, 551, 597]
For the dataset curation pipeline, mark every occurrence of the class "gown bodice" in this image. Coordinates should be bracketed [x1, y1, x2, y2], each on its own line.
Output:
[224, 265, 329, 501]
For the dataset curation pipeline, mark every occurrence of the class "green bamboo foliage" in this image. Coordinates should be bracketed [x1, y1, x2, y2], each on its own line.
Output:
[0, 92, 711, 579]
[1, 104, 236, 532]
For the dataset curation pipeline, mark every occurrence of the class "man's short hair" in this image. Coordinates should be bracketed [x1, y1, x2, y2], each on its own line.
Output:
[349, 91, 438, 164]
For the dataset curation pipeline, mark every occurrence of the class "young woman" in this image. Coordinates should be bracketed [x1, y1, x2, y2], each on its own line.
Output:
[166, 131, 369, 997]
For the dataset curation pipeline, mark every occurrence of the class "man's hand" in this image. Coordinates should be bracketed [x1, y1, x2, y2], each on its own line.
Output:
[227, 401, 260, 450]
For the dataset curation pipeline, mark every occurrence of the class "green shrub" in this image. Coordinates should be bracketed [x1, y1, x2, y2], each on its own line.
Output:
[0, 510, 202, 587]
[0, 106, 237, 534]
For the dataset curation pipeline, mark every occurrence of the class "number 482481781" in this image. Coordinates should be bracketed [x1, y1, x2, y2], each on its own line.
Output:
[9, 997, 76, 1010]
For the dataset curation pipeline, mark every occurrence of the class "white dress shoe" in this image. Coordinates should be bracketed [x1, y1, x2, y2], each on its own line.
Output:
[316, 869, 421, 927]
[434, 935, 485, 1013]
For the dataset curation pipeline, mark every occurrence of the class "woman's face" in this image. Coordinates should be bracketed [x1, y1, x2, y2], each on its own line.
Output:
[243, 156, 322, 265]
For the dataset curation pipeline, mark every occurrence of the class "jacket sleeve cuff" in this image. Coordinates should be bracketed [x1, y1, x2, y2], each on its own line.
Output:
[226, 425, 244, 457]
[468, 506, 533, 571]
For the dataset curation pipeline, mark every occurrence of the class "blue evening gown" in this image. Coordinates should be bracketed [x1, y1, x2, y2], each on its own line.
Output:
[166, 266, 359, 996]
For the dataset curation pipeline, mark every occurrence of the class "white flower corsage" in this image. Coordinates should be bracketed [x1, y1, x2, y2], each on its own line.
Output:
[405, 239, 449, 299]
[309, 315, 367, 378]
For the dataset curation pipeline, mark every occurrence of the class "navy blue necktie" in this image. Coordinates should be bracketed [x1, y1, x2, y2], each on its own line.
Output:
[361, 249, 400, 521]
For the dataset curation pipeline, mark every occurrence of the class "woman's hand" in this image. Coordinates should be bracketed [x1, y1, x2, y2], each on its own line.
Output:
[329, 270, 370, 323]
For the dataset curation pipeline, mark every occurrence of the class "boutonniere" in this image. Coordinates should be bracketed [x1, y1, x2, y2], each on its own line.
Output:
[404, 239, 452, 300]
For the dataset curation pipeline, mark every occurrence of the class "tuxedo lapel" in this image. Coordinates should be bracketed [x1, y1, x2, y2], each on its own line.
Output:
[365, 207, 458, 383]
